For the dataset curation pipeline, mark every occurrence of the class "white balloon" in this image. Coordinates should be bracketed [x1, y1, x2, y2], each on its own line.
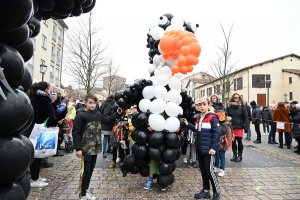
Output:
[166, 25, 179, 32]
[142, 86, 155, 99]
[153, 55, 162, 66]
[150, 76, 158, 86]
[191, 22, 199, 32]
[167, 90, 181, 103]
[171, 16, 184, 27]
[178, 106, 183, 115]
[158, 45, 163, 54]
[149, 21, 159, 31]
[148, 64, 157, 74]
[158, 16, 168, 25]
[139, 99, 151, 112]
[176, 95, 183, 105]
[174, 72, 183, 79]
[169, 77, 181, 91]
[165, 117, 180, 132]
[149, 114, 166, 131]
[161, 66, 172, 76]
[165, 58, 177, 68]
[157, 73, 169, 86]
[154, 68, 161, 76]
[154, 85, 168, 99]
[150, 27, 165, 40]
[165, 102, 180, 117]
[150, 99, 166, 114]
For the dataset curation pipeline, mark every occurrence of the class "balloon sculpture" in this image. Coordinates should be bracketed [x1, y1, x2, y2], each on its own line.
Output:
[117, 13, 201, 189]
[0, 0, 95, 199]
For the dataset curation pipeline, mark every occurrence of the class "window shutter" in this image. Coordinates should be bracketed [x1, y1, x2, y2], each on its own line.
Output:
[234, 79, 236, 91]
[252, 75, 257, 88]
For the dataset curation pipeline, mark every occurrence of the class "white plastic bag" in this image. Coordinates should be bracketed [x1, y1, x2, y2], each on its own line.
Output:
[29, 122, 59, 158]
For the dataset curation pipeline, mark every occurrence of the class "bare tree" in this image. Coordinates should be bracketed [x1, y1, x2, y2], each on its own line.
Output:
[64, 11, 117, 94]
[206, 22, 241, 102]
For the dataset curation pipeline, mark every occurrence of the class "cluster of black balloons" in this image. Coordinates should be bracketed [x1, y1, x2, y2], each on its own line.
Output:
[179, 89, 197, 124]
[0, 0, 95, 199]
[146, 13, 198, 64]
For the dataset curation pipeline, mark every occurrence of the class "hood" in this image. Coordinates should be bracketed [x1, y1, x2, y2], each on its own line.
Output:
[31, 90, 51, 102]
[262, 106, 268, 110]
[228, 101, 242, 108]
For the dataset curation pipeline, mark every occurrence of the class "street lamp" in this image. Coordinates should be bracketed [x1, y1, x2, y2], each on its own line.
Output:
[266, 80, 272, 107]
[40, 63, 47, 81]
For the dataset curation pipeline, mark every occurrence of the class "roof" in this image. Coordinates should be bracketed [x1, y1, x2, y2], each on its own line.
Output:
[57, 19, 69, 29]
[197, 53, 300, 88]
[282, 69, 300, 75]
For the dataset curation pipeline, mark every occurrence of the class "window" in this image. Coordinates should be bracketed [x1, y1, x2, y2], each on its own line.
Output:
[43, 20, 48, 25]
[56, 48, 60, 65]
[58, 28, 62, 46]
[252, 74, 270, 88]
[207, 87, 212, 96]
[55, 69, 59, 85]
[50, 66, 54, 83]
[289, 77, 292, 84]
[42, 35, 47, 48]
[233, 79, 236, 91]
[202, 89, 205, 97]
[51, 44, 55, 62]
[53, 22, 57, 40]
[216, 85, 221, 95]
[289, 92, 293, 100]
[237, 77, 243, 90]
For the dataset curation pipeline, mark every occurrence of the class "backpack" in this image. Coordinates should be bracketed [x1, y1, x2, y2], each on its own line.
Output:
[219, 122, 235, 149]
[110, 120, 128, 148]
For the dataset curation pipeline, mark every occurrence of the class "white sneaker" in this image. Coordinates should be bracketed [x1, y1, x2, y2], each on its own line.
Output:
[86, 190, 96, 200]
[183, 158, 187, 163]
[218, 169, 225, 177]
[263, 133, 266, 136]
[213, 167, 218, 173]
[116, 157, 121, 163]
[31, 180, 48, 188]
[80, 196, 88, 200]
[38, 177, 47, 182]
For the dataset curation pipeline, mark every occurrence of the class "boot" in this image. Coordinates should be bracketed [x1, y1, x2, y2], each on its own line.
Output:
[230, 151, 237, 161]
[235, 153, 243, 162]
[108, 161, 116, 169]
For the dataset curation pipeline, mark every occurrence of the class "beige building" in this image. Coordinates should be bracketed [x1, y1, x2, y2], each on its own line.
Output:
[27, 19, 68, 87]
[194, 54, 300, 106]
[103, 75, 126, 94]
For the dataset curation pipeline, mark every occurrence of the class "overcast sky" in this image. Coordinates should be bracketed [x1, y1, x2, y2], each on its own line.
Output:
[62, 0, 300, 87]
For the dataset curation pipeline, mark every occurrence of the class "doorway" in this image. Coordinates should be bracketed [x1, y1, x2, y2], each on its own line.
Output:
[257, 94, 266, 106]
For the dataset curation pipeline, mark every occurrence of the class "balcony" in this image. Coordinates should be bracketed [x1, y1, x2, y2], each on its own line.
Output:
[27, 63, 34, 76]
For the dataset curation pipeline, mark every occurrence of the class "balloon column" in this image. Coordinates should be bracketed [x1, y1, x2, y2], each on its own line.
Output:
[0, 0, 95, 199]
[120, 13, 201, 189]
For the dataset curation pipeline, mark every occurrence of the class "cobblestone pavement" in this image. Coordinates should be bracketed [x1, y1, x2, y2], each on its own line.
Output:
[28, 127, 300, 200]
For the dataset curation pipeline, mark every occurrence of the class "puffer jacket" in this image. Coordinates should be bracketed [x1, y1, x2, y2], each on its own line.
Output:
[226, 102, 249, 130]
[251, 105, 262, 125]
[211, 102, 225, 112]
[187, 112, 221, 154]
[292, 111, 300, 139]
[261, 106, 269, 121]
[72, 108, 120, 155]
[98, 99, 115, 131]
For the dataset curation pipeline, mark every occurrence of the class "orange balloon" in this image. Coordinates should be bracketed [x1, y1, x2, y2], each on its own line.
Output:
[171, 36, 180, 52]
[170, 30, 176, 35]
[190, 42, 201, 57]
[179, 66, 188, 74]
[190, 37, 198, 43]
[177, 55, 187, 66]
[166, 35, 175, 53]
[177, 40, 183, 49]
[187, 65, 193, 72]
[172, 65, 180, 73]
[186, 54, 196, 65]
[187, 32, 195, 38]
[175, 30, 182, 36]
[182, 37, 192, 46]
[194, 57, 199, 65]
[164, 31, 170, 35]
[179, 32, 188, 40]
[159, 35, 168, 52]
[180, 45, 191, 56]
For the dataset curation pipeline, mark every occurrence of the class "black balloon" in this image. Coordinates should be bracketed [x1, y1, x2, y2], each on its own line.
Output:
[52, 3, 74, 16]
[135, 129, 148, 145]
[117, 98, 126, 108]
[82, 0, 93, 7]
[57, 0, 75, 9]
[165, 132, 179, 148]
[163, 13, 174, 21]
[177, 134, 185, 148]
[169, 173, 175, 185]
[148, 131, 164, 147]
[37, 10, 52, 20]
[161, 148, 176, 163]
[0, 43, 25, 87]
[130, 165, 140, 174]
[189, 104, 195, 111]
[0, 25, 30, 47]
[0, 136, 31, 185]
[0, 183, 25, 200]
[139, 166, 149, 177]
[16, 134, 34, 164]
[123, 155, 136, 170]
[170, 162, 176, 173]
[37, 0, 55, 11]
[174, 148, 181, 160]
[148, 147, 161, 161]
[157, 175, 170, 188]
[17, 66, 33, 92]
[28, 14, 41, 38]
[16, 175, 30, 199]
[71, 3, 83, 16]
[159, 162, 172, 175]
[51, 12, 70, 19]
[0, 89, 32, 134]
[135, 145, 148, 159]
[180, 89, 187, 97]
[135, 157, 149, 168]
[15, 37, 34, 62]
[145, 80, 153, 86]
[185, 95, 192, 103]
[82, 0, 96, 13]
[134, 112, 149, 129]
[123, 87, 131, 97]
[115, 90, 124, 102]
[0, 0, 33, 31]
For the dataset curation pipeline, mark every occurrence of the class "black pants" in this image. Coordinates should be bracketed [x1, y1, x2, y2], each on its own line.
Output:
[30, 158, 42, 180]
[254, 124, 261, 141]
[268, 125, 276, 142]
[197, 150, 220, 193]
[112, 141, 130, 162]
[181, 134, 188, 155]
[232, 137, 243, 154]
[278, 132, 291, 148]
[80, 155, 97, 197]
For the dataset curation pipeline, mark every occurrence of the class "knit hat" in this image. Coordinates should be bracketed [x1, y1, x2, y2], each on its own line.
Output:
[290, 101, 298, 105]
[250, 101, 257, 106]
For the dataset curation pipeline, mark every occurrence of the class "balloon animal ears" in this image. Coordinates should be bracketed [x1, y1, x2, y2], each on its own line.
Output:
[217, 110, 227, 122]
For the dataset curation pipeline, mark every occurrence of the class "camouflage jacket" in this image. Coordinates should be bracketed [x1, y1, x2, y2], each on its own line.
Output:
[72, 108, 119, 155]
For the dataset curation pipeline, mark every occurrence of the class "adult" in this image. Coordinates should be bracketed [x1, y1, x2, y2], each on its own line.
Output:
[261, 106, 270, 135]
[272, 102, 291, 149]
[244, 101, 252, 140]
[291, 104, 300, 154]
[250, 101, 262, 144]
[226, 93, 249, 162]
[290, 101, 298, 148]
[28, 82, 63, 187]
[268, 105, 278, 144]
[99, 94, 115, 158]
[210, 94, 224, 112]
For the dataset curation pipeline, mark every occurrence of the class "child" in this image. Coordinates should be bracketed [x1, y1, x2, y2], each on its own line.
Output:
[214, 110, 233, 177]
[183, 97, 221, 200]
[72, 94, 122, 200]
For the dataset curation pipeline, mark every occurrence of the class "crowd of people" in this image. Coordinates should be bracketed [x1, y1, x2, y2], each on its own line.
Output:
[23, 81, 300, 200]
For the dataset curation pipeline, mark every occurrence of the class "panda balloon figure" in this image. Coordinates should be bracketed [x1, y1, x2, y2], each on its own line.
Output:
[0, 0, 96, 199]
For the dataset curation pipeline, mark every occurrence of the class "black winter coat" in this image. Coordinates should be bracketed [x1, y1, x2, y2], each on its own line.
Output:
[292, 111, 300, 139]
[262, 107, 269, 120]
[290, 108, 297, 119]
[268, 110, 275, 126]
[211, 102, 225, 112]
[98, 99, 115, 131]
[226, 102, 249, 131]
[252, 105, 262, 125]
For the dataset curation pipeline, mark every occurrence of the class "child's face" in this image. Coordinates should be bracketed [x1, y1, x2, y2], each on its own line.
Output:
[196, 101, 209, 113]
[85, 98, 96, 111]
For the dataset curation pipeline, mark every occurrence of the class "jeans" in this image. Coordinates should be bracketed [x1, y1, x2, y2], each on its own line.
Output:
[262, 121, 270, 133]
[247, 128, 251, 139]
[254, 124, 261, 141]
[102, 135, 111, 153]
[278, 132, 291, 148]
[215, 150, 226, 170]
[268, 125, 276, 142]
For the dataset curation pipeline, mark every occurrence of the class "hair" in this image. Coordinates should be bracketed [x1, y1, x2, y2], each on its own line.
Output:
[277, 102, 285, 106]
[85, 93, 98, 102]
[28, 82, 39, 97]
[38, 81, 50, 92]
[228, 93, 244, 105]
[107, 94, 115, 100]
[210, 94, 219, 102]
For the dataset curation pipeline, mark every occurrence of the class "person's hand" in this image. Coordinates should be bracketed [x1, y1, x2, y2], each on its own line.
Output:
[58, 120, 63, 125]
[117, 108, 123, 114]
[76, 150, 82, 158]
[175, 127, 180, 133]
[182, 118, 188, 126]
[147, 125, 153, 132]
[209, 149, 216, 155]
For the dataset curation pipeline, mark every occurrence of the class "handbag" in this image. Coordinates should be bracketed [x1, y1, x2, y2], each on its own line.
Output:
[29, 119, 59, 158]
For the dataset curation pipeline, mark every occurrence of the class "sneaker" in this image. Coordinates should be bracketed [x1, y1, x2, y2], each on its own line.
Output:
[212, 192, 221, 200]
[194, 189, 211, 199]
[116, 157, 121, 163]
[103, 153, 107, 158]
[144, 179, 152, 190]
[188, 162, 196, 168]
[213, 167, 218, 173]
[160, 187, 166, 191]
[218, 169, 225, 177]
[183, 157, 188, 163]
[41, 162, 54, 168]
[79, 196, 88, 200]
[38, 177, 47, 182]
[86, 190, 96, 200]
[31, 180, 48, 188]
[263, 133, 266, 136]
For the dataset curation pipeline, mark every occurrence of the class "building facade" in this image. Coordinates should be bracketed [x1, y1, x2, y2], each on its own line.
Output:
[103, 75, 126, 94]
[27, 19, 68, 87]
[194, 54, 300, 106]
